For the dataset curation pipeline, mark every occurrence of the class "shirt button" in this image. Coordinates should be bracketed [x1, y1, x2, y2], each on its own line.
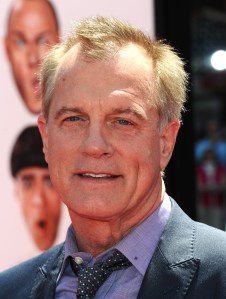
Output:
[74, 256, 83, 265]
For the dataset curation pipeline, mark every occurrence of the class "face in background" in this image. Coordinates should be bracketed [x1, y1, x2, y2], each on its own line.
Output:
[15, 166, 61, 250]
[39, 44, 179, 226]
[5, 0, 59, 114]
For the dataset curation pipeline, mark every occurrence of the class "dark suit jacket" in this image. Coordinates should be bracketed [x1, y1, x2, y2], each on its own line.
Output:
[1, 198, 226, 299]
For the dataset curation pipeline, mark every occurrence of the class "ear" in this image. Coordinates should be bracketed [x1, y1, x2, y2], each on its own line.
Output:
[38, 114, 49, 163]
[160, 120, 180, 170]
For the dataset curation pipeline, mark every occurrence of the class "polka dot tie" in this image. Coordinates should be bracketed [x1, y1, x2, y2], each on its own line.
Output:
[70, 249, 132, 299]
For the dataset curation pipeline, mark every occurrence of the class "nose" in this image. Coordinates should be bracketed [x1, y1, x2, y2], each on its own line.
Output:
[80, 123, 113, 158]
[31, 187, 46, 207]
[27, 44, 40, 67]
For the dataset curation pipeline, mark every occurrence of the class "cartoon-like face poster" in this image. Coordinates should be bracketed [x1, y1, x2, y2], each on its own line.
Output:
[0, 0, 154, 271]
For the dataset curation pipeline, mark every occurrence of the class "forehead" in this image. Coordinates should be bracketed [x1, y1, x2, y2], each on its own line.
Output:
[17, 167, 49, 179]
[54, 43, 155, 101]
[8, 0, 57, 32]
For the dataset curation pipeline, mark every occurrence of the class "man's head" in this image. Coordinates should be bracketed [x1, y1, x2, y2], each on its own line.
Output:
[38, 16, 188, 227]
[5, 0, 59, 114]
[11, 126, 61, 250]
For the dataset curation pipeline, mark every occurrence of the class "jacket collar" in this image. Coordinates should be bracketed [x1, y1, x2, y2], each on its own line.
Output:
[137, 198, 200, 299]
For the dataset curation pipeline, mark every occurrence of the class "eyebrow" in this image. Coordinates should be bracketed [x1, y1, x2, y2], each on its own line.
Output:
[9, 31, 25, 38]
[20, 174, 34, 181]
[54, 107, 85, 120]
[111, 107, 147, 121]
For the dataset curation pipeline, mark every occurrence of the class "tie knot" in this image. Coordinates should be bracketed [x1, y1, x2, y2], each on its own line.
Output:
[70, 249, 132, 299]
[102, 249, 132, 270]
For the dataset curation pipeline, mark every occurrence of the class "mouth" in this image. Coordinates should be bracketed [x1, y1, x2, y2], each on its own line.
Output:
[36, 219, 47, 230]
[78, 173, 120, 179]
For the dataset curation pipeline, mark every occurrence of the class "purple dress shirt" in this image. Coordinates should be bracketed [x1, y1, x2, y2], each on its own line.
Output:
[55, 194, 171, 299]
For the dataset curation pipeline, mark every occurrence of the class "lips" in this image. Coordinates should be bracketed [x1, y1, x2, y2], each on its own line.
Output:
[79, 173, 118, 178]
[76, 171, 122, 181]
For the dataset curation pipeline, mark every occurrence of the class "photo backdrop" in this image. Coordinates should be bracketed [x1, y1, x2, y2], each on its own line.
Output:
[0, 0, 154, 271]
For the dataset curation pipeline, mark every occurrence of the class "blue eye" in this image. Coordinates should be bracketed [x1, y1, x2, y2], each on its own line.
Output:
[117, 119, 131, 125]
[66, 116, 81, 121]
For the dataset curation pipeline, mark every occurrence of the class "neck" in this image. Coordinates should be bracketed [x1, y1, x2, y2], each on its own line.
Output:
[69, 180, 165, 256]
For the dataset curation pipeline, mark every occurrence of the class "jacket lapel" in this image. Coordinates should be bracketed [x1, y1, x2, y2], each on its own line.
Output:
[137, 199, 200, 299]
[30, 244, 65, 299]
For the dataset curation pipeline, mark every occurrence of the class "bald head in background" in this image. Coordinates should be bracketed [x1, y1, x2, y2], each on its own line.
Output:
[5, 0, 60, 114]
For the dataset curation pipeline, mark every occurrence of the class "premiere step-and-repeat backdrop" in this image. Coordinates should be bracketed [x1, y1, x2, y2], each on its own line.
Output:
[0, 0, 154, 271]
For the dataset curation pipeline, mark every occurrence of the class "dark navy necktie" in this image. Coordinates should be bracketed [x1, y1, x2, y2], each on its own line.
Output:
[70, 249, 132, 299]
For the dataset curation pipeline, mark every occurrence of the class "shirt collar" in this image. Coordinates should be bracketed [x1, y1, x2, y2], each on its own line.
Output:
[61, 193, 171, 277]
[115, 193, 171, 275]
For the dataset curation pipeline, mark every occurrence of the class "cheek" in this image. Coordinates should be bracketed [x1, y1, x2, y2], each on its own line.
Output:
[126, 138, 160, 182]
[21, 198, 32, 220]
[139, 151, 160, 181]
[47, 193, 61, 215]
[10, 51, 26, 66]
[140, 133, 161, 164]
[11, 59, 28, 81]
[17, 188, 28, 205]
[119, 130, 161, 175]
[46, 135, 59, 160]
[135, 138, 161, 185]
[48, 132, 77, 162]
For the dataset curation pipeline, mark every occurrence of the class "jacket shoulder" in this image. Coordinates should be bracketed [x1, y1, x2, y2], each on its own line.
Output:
[0, 243, 64, 299]
[194, 220, 226, 259]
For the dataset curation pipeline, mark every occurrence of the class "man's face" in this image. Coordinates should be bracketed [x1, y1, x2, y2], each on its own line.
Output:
[39, 44, 179, 224]
[15, 167, 61, 250]
[5, 0, 59, 114]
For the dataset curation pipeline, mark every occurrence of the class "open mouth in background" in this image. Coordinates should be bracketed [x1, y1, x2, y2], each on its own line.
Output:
[37, 219, 47, 229]
[35, 218, 48, 234]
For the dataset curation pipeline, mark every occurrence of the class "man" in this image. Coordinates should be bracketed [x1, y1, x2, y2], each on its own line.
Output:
[5, 0, 59, 114]
[1, 16, 226, 299]
[10, 125, 61, 251]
